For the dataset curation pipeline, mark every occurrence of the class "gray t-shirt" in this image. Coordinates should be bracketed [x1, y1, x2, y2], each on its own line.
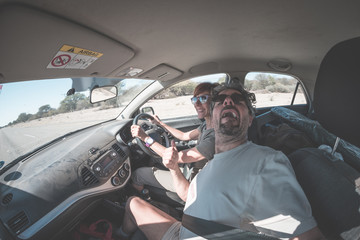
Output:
[180, 141, 317, 239]
[195, 121, 215, 161]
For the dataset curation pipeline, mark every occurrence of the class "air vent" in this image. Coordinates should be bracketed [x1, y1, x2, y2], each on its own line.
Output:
[112, 144, 126, 158]
[81, 167, 99, 186]
[7, 211, 29, 235]
[2, 193, 13, 205]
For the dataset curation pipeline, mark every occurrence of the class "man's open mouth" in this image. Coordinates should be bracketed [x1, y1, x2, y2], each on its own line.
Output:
[221, 111, 237, 120]
[220, 106, 239, 120]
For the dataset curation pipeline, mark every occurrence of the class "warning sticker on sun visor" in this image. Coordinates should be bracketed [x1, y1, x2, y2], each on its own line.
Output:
[47, 45, 103, 69]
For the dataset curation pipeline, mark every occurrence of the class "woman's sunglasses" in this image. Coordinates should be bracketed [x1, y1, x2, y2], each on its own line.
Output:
[191, 95, 209, 104]
[213, 93, 245, 105]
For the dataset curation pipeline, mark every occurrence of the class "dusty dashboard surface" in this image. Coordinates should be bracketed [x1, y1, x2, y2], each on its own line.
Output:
[0, 120, 132, 238]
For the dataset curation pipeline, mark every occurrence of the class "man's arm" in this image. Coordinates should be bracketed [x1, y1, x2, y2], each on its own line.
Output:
[162, 140, 190, 201]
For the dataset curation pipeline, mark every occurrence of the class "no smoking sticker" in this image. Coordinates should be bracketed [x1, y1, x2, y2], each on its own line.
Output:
[47, 45, 103, 69]
[51, 54, 72, 67]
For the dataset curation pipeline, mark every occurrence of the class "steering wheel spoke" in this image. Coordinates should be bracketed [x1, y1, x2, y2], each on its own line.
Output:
[140, 121, 153, 131]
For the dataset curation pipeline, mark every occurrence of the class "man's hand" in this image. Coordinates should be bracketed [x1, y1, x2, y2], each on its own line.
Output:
[163, 140, 189, 201]
[131, 125, 148, 141]
[162, 140, 179, 170]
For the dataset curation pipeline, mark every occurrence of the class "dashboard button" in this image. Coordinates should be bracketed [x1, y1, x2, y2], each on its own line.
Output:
[111, 176, 121, 186]
[118, 169, 126, 178]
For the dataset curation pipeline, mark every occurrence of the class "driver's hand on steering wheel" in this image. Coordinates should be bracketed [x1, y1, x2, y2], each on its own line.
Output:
[131, 124, 148, 141]
[151, 115, 162, 126]
[162, 140, 179, 170]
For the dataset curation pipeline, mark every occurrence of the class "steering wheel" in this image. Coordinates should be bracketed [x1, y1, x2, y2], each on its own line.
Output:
[132, 113, 170, 158]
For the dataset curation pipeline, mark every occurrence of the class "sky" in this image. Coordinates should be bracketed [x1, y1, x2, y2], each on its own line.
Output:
[0, 77, 148, 127]
[0, 78, 72, 127]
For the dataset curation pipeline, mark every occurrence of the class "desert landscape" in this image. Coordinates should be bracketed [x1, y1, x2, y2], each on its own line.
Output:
[12, 92, 306, 128]
[1, 92, 306, 165]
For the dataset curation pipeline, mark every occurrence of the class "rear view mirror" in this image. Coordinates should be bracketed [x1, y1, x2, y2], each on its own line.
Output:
[90, 86, 117, 103]
[141, 106, 155, 115]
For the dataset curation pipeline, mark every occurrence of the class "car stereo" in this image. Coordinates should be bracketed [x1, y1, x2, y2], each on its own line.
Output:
[92, 150, 122, 177]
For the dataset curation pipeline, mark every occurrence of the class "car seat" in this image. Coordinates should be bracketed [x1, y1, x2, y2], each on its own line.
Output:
[288, 37, 360, 239]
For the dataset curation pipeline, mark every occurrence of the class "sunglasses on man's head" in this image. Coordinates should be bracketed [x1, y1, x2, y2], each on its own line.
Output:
[213, 93, 246, 105]
[191, 95, 209, 104]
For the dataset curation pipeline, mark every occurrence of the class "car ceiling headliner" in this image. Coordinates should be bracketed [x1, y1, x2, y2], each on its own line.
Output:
[1, 0, 360, 97]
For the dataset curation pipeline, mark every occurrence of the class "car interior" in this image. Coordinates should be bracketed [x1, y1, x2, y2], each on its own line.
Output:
[0, 1, 360, 240]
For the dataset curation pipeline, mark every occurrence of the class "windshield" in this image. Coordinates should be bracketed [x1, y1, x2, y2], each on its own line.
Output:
[0, 78, 154, 168]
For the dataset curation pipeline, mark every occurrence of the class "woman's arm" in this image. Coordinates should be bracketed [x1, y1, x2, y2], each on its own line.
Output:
[177, 147, 206, 163]
[131, 125, 205, 163]
[131, 124, 167, 156]
[152, 115, 200, 141]
[131, 125, 207, 162]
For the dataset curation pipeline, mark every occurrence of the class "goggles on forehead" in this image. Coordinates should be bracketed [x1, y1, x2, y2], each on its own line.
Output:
[213, 93, 245, 105]
[191, 95, 209, 104]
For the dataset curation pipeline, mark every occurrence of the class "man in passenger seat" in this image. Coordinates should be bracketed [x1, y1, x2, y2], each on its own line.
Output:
[118, 82, 325, 240]
[130, 82, 218, 196]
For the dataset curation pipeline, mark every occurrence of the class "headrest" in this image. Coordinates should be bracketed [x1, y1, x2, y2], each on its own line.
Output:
[314, 37, 360, 147]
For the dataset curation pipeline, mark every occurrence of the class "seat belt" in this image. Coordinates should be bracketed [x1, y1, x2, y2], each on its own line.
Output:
[181, 214, 278, 240]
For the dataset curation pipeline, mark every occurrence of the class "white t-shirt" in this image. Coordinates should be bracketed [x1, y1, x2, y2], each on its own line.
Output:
[180, 141, 317, 239]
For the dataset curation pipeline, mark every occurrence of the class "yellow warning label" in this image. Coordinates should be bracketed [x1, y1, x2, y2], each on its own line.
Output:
[60, 44, 103, 58]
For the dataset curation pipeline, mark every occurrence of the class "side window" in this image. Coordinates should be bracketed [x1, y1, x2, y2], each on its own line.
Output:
[244, 72, 307, 108]
[141, 73, 226, 120]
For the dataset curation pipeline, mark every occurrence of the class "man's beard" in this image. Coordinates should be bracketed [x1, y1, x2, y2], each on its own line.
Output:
[217, 106, 242, 136]
[216, 109, 249, 141]
[219, 121, 241, 135]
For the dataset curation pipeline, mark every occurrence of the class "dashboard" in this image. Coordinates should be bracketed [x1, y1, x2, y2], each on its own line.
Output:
[0, 119, 135, 240]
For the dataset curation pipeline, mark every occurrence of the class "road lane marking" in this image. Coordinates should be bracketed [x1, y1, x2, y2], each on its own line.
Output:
[24, 134, 36, 138]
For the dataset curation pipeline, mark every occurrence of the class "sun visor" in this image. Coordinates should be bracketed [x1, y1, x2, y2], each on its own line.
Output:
[71, 77, 124, 92]
[139, 64, 182, 81]
[0, 4, 134, 82]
